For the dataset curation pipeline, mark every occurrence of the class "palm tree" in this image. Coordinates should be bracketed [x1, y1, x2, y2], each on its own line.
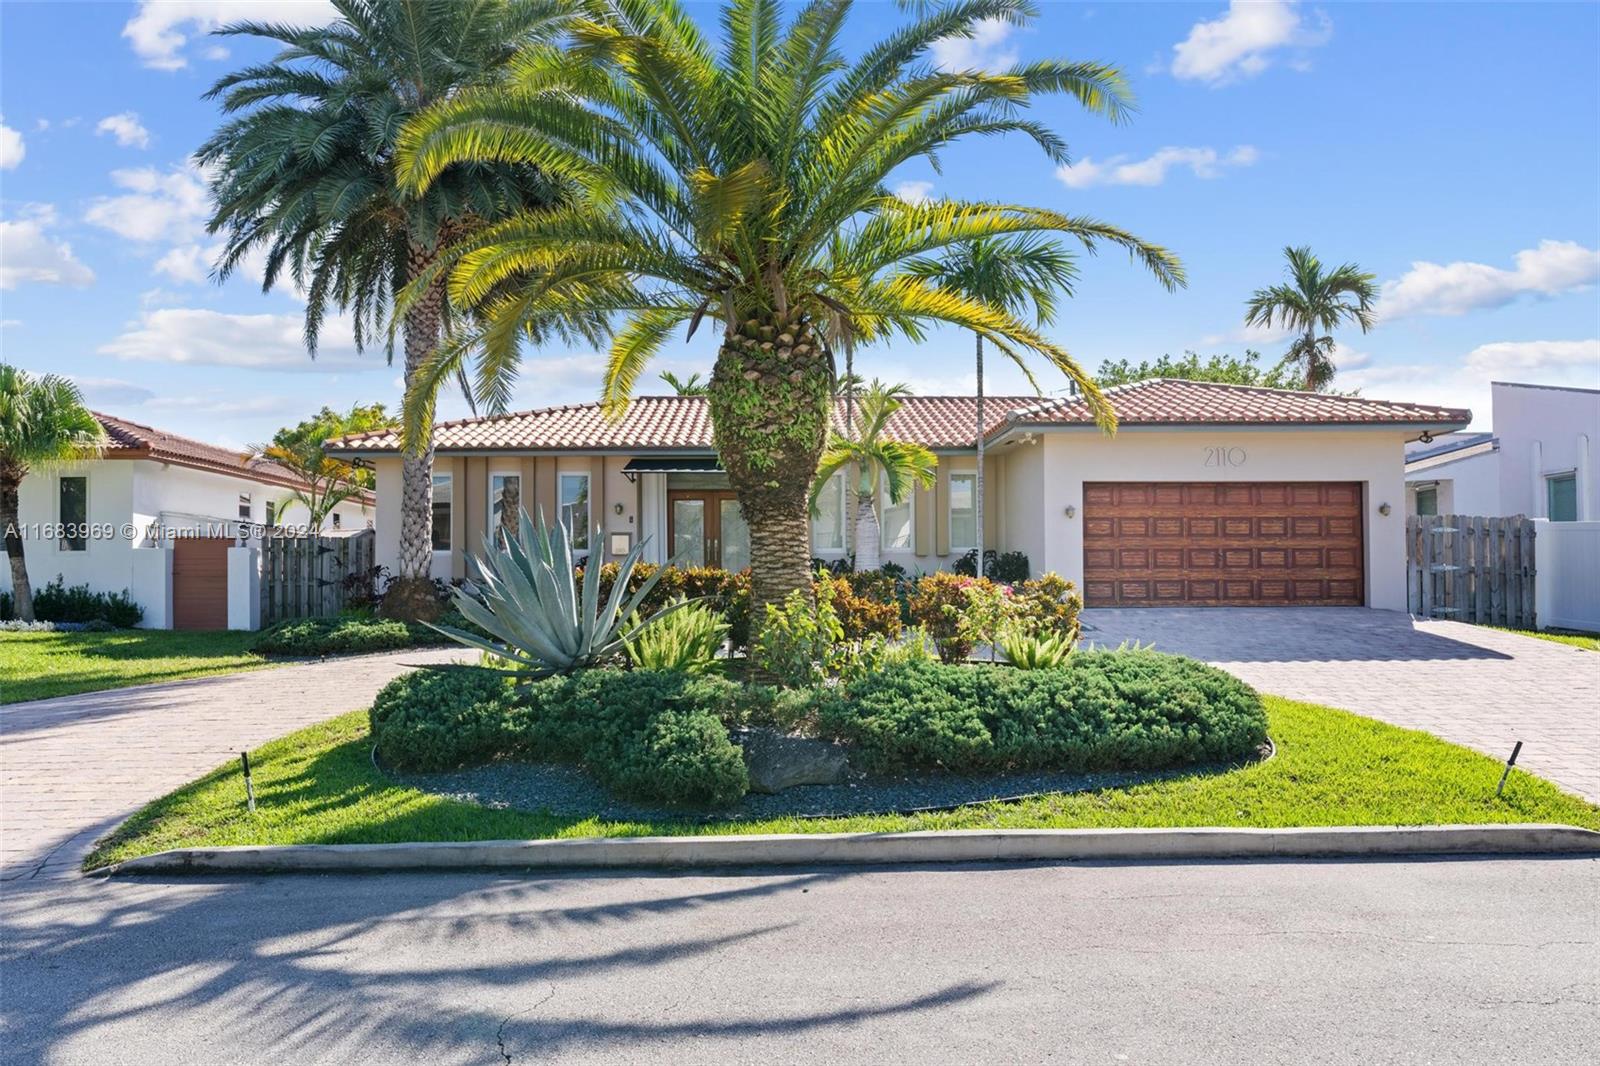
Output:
[252, 404, 390, 530]
[1244, 245, 1377, 391]
[909, 235, 1077, 574]
[197, 0, 590, 619]
[811, 380, 936, 572]
[658, 370, 708, 396]
[0, 366, 107, 622]
[394, 0, 1184, 622]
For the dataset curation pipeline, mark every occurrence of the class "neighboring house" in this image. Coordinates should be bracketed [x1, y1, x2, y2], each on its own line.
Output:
[1406, 381, 1598, 520]
[328, 378, 1467, 612]
[1, 413, 373, 628]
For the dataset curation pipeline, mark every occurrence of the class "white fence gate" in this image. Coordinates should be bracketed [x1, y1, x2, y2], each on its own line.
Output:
[1534, 519, 1600, 632]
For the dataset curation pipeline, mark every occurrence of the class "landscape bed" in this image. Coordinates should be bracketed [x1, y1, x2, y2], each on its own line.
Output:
[84, 695, 1600, 871]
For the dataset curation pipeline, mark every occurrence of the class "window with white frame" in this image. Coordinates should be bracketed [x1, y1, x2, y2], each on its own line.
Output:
[879, 481, 912, 551]
[811, 472, 847, 552]
[948, 472, 977, 549]
[1547, 473, 1578, 522]
[489, 472, 521, 546]
[560, 472, 590, 551]
[431, 473, 452, 550]
[238, 494, 252, 521]
[265, 500, 278, 527]
[59, 476, 87, 552]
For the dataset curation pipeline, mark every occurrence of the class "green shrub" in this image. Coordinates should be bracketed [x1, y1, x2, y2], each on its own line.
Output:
[819, 571, 902, 640]
[1009, 573, 1082, 640]
[823, 651, 1267, 775]
[369, 668, 514, 771]
[1, 577, 143, 627]
[588, 562, 754, 649]
[625, 600, 729, 674]
[907, 571, 1011, 662]
[253, 615, 459, 656]
[753, 582, 847, 687]
[999, 629, 1075, 669]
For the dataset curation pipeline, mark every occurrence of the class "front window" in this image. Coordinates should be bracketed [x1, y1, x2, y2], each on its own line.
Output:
[812, 472, 846, 552]
[1547, 473, 1577, 522]
[1414, 486, 1438, 517]
[880, 482, 912, 551]
[431, 474, 452, 550]
[489, 473, 521, 546]
[331, 512, 342, 530]
[59, 476, 87, 552]
[265, 500, 278, 527]
[560, 473, 590, 551]
[949, 473, 977, 549]
[238, 494, 251, 521]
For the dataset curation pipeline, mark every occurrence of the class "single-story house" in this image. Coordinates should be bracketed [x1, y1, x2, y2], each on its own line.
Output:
[1405, 381, 1597, 520]
[328, 378, 1468, 612]
[1, 413, 373, 629]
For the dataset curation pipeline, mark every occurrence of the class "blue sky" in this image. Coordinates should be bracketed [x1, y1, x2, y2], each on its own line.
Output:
[1, 1, 1597, 450]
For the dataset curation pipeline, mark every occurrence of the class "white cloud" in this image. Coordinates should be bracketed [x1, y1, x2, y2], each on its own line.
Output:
[1057, 145, 1258, 189]
[123, 0, 338, 70]
[1341, 339, 1599, 428]
[0, 117, 23, 169]
[930, 17, 1019, 73]
[98, 308, 384, 371]
[84, 165, 211, 243]
[1171, 1, 1331, 86]
[1380, 240, 1600, 319]
[96, 112, 152, 149]
[153, 244, 214, 284]
[70, 376, 157, 407]
[893, 180, 936, 204]
[0, 208, 96, 289]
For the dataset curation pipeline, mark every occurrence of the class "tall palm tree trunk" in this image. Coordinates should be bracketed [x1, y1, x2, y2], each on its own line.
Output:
[384, 243, 444, 621]
[974, 333, 985, 577]
[853, 492, 881, 572]
[1, 464, 34, 622]
[709, 310, 832, 630]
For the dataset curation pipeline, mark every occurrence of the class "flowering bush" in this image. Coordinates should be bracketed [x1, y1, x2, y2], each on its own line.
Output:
[907, 571, 1011, 662]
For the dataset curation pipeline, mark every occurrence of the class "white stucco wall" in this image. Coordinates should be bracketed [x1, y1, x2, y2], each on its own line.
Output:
[2, 459, 136, 603]
[1405, 447, 1500, 515]
[1493, 383, 1599, 520]
[998, 427, 1412, 611]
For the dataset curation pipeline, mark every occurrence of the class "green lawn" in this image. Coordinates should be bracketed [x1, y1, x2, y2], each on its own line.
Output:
[1, 630, 270, 704]
[1490, 626, 1600, 652]
[85, 695, 1600, 870]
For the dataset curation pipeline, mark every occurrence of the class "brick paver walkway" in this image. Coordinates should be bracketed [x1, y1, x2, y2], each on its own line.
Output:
[0, 647, 470, 880]
[1083, 607, 1600, 802]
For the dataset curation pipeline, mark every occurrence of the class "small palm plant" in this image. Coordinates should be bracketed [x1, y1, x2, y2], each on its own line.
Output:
[810, 381, 936, 571]
[658, 371, 709, 396]
[999, 628, 1075, 670]
[431, 510, 683, 676]
[1244, 246, 1378, 391]
[0, 365, 107, 622]
[625, 599, 729, 674]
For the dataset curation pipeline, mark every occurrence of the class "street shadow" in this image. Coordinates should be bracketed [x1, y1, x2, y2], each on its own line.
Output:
[0, 868, 1000, 1063]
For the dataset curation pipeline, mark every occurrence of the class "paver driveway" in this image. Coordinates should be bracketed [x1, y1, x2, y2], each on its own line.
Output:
[0, 647, 470, 880]
[1083, 607, 1600, 802]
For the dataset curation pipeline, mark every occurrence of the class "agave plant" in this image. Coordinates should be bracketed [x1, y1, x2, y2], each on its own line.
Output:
[431, 509, 684, 676]
[999, 629, 1076, 670]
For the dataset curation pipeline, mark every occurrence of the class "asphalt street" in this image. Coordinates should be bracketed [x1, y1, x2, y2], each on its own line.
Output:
[2, 857, 1596, 1065]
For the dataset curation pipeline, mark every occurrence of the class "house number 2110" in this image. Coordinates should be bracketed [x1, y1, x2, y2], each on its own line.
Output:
[1204, 446, 1247, 468]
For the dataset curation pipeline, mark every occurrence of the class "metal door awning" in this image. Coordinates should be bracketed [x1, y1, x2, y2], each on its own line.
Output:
[621, 456, 723, 481]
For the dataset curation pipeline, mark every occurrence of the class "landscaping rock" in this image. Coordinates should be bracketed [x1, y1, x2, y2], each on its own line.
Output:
[739, 728, 849, 794]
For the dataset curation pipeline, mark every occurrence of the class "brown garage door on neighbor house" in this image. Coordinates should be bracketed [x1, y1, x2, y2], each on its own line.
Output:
[172, 536, 231, 630]
[1083, 482, 1364, 607]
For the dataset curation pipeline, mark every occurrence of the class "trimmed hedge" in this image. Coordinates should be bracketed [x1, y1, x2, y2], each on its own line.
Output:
[820, 651, 1267, 775]
[1, 578, 143, 627]
[253, 612, 479, 656]
[371, 667, 749, 807]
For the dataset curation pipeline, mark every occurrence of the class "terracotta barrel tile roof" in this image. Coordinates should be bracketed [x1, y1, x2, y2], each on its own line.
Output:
[328, 379, 1470, 455]
[95, 412, 365, 496]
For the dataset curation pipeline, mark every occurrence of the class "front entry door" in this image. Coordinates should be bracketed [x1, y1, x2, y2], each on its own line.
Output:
[669, 491, 751, 569]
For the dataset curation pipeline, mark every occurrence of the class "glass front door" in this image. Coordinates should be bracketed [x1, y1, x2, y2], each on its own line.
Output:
[668, 491, 749, 569]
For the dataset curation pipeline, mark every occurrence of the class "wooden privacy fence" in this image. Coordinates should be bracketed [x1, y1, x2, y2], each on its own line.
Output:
[1406, 514, 1535, 628]
[259, 528, 375, 626]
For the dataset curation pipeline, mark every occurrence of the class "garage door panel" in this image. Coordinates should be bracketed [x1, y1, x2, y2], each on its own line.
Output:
[1083, 481, 1363, 607]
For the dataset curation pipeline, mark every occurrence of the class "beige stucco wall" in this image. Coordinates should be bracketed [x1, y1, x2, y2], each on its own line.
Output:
[999, 427, 1412, 610]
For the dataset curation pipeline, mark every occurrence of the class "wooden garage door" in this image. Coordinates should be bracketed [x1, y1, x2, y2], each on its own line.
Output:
[172, 536, 231, 630]
[1083, 482, 1364, 607]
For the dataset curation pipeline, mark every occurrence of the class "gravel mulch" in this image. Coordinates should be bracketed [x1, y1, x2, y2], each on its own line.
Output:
[382, 744, 1272, 824]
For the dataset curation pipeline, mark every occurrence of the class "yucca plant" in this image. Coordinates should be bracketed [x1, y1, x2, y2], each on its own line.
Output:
[431, 508, 684, 676]
[999, 628, 1075, 670]
[625, 599, 730, 674]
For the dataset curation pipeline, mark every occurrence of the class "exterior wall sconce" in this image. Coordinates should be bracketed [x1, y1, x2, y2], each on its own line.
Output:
[1378, 502, 1392, 516]
[1064, 505, 1076, 518]
[613, 502, 625, 516]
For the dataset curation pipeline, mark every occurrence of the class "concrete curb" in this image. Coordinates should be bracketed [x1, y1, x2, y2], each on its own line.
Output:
[97, 824, 1600, 875]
